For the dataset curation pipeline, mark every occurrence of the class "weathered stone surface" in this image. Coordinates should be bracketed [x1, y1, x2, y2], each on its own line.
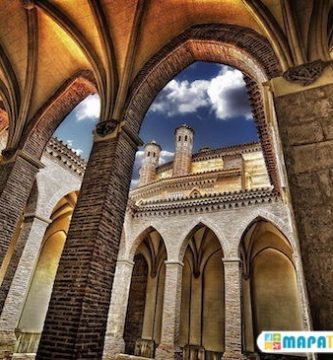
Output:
[275, 83, 333, 333]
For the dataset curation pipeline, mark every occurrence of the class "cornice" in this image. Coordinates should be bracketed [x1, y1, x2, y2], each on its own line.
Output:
[129, 187, 279, 218]
[156, 141, 261, 174]
[44, 137, 86, 176]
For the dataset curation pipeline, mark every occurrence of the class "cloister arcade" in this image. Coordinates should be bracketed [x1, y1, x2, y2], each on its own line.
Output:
[0, 1, 332, 359]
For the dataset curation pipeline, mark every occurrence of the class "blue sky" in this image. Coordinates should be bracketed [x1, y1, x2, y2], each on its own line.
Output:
[54, 61, 258, 185]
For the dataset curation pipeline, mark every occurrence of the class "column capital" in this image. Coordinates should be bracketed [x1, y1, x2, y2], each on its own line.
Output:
[23, 212, 51, 224]
[93, 119, 143, 148]
[164, 260, 184, 267]
[116, 259, 135, 267]
[222, 257, 242, 263]
[1, 149, 44, 169]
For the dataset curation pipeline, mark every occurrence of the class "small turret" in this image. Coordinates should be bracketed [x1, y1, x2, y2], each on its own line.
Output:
[173, 124, 194, 176]
[139, 141, 161, 186]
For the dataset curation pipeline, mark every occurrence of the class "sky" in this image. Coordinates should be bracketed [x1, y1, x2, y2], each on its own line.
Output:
[54, 61, 259, 186]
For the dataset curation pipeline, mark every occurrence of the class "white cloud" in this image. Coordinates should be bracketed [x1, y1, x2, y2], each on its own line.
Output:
[74, 94, 101, 121]
[151, 79, 209, 115]
[159, 150, 174, 165]
[130, 179, 140, 188]
[149, 65, 252, 121]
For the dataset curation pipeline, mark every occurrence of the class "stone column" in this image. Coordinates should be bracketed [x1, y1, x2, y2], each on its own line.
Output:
[0, 151, 44, 266]
[155, 261, 183, 360]
[0, 213, 51, 356]
[36, 121, 142, 360]
[222, 258, 245, 360]
[272, 75, 333, 333]
[103, 259, 134, 359]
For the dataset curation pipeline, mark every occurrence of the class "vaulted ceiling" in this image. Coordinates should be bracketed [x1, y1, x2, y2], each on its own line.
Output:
[0, 0, 332, 151]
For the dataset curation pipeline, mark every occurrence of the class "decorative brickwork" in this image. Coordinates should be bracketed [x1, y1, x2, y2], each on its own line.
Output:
[243, 76, 279, 189]
[21, 71, 95, 159]
[124, 23, 281, 160]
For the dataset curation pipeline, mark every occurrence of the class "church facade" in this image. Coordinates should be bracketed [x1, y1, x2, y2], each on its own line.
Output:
[0, 1, 333, 359]
[0, 125, 311, 359]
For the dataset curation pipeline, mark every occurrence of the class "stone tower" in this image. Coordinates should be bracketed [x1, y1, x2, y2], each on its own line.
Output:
[139, 141, 161, 186]
[173, 124, 194, 176]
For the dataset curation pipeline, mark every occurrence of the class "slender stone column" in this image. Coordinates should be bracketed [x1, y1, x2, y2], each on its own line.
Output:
[222, 258, 246, 360]
[273, 79, 333, 334]
[0, 214, 50, 356]
[0, 151, 44, 266]
[36, 121, 142, 359]
[103, 259, 134, 359]
[155, 261, 183, 360]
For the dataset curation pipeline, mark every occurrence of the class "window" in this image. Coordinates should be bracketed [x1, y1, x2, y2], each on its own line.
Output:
[148, 151, 150, 157]
[185, 135, 188, 141]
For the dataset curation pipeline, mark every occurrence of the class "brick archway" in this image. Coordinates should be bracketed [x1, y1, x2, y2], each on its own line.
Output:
[20, 70, 96, 159]
[124, 23, 282, 189]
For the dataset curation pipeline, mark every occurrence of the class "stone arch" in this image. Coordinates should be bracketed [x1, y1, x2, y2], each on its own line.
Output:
[123, 24, 282, 189]
[128, 225, 168, 261]
[239, 218, 303, 354]
[178, 221, 225, 355]
[178, 219, 226, 262]
[41, 186, 81, 220]
[15, 190, 78, 354]
[124, 226, 167, 357]
[235, 209, 295, 253]
[19, 70, 96, 159]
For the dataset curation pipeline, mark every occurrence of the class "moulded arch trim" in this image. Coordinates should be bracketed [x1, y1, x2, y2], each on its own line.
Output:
[178, 218, 226, 262]
[38, 185, 81, 220]
[124, 23, 282, 134]
[236, 209, 295, 253]
[128, 225, 168, 262]
[21, 70, 97, 159]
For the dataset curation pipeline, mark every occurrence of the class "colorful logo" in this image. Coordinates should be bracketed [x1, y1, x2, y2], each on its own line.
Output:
[258, 331, 333, 353]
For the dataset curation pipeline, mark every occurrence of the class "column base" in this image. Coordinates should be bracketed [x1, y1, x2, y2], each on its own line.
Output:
[0, 331, 16, 359]
[222, 351, 247, 360]
[155, 344, 182, 360]
[103, 335, 125, 360]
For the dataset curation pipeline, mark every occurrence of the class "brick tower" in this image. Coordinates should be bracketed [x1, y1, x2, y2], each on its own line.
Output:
[173, 124, 194, 176]
[139, 141, 161, 186]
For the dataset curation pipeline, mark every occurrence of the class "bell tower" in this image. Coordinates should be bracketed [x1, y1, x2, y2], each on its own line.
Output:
[139, 141, 161, 186]
[173, 124, 194, 176]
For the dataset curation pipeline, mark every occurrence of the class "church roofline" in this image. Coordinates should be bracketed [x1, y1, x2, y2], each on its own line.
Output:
[156, 141, 261, 173]
[174, 123, 195, 134]
[128, 187, 279, 217]
[44, 137, 87, 176]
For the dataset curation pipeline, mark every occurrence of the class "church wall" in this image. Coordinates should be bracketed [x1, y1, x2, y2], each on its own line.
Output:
[123, 201, 295, 262]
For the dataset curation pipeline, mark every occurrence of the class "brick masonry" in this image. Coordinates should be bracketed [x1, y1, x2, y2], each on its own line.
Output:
[102, 198, 312, 360]
[0, 142, 83, 351]
[36, 130, 138, 359]
[0, 156, 41, 268]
